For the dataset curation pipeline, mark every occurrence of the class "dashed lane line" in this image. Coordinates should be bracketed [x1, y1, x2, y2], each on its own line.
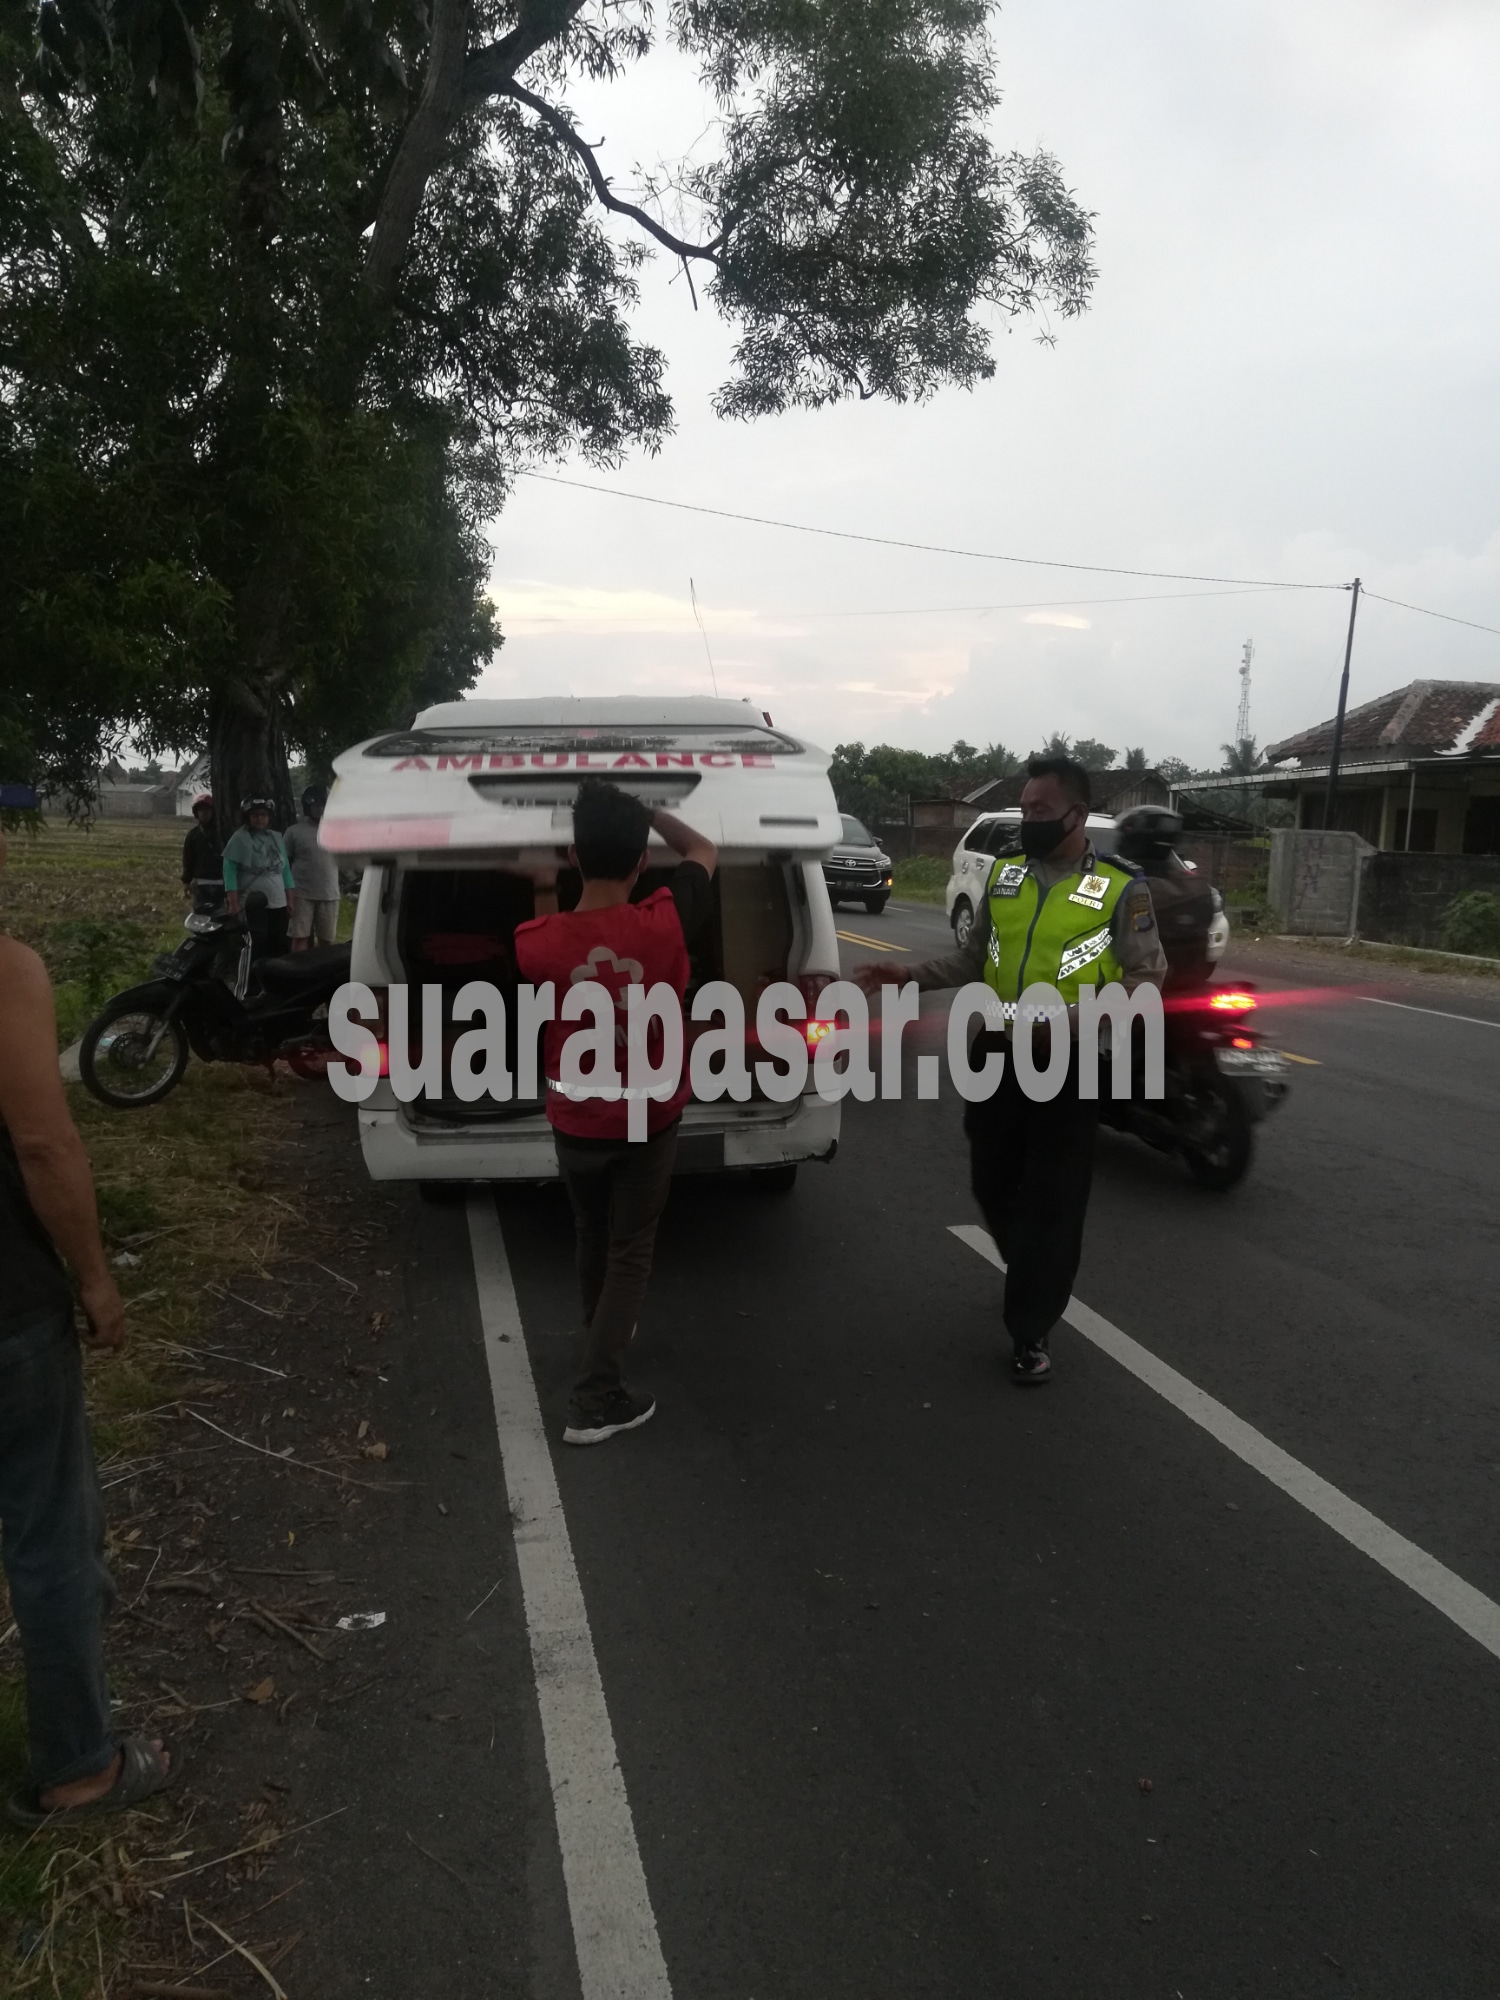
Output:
[949, 1222, 1500, 1667]
[468, 1196, 673, 2000]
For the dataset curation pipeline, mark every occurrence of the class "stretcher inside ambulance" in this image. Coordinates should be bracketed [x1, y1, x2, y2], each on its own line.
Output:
[320, 697, 846, 1186]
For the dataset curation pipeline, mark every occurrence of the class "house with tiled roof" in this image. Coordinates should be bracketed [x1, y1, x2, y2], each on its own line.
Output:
[1175, 679, 1500, 853]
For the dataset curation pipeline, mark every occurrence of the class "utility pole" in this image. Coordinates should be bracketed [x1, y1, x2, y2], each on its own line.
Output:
[1235, 638, 1253, 751]
[1321, 578, 1362, 831]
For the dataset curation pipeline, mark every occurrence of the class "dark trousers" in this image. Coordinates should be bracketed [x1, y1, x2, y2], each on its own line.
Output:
[964, 1044, 1100, 1350]
[555, 1122, 679, 1400]
[248, 904, 289, 960]
[0, 1310, 116, 1790]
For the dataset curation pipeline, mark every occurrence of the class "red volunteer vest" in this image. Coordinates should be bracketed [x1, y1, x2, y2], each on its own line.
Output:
[513, 889, 692, 1140]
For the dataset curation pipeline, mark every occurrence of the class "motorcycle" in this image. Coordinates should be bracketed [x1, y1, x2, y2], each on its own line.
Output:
[1096, 981, 1288, 1190]
[1097, 805, 1289, 1190]
[79, 890, 350, 1109]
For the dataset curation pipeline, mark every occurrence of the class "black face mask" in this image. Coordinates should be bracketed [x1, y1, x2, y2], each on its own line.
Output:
[1018, 812, 1075, 859]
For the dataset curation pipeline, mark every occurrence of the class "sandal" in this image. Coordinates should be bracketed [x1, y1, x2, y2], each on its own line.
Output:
[6, 1734, 180, 1829]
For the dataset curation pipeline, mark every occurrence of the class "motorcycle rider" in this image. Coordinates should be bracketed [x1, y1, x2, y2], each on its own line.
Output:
[222, 797, 296, 959]
[1112, 805, 1216, 990]
[852, 756, 1166, 1386]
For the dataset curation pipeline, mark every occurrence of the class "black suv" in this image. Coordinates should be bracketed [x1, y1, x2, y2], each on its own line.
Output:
[823, 814, 893, 914]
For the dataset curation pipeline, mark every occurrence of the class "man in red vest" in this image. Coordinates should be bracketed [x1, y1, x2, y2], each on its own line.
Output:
[515, 779, 716, 1445]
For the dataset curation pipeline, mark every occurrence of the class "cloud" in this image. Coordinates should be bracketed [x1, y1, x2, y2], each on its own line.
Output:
[489, 578, 804, 638]
[1023, 611, 1093, 630]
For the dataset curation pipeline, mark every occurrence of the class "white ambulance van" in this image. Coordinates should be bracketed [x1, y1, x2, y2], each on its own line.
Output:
[320, 696, 845, 1190]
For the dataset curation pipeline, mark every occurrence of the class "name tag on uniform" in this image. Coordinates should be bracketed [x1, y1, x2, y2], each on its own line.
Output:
[1068, 872, 1109, 909]
[991, 862, 1028, 897]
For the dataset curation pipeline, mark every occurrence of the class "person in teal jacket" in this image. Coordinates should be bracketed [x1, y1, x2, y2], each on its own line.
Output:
[221, 796, 296, 959]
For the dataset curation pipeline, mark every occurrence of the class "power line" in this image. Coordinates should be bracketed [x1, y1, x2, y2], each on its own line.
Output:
[1362, 590, 1500, 641]
[786, 585, 1293, 619]
[516, 470, 1342, 592]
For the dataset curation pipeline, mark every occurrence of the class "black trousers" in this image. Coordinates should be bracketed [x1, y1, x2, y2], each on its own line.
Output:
[247, 904, 289, 960]
[964, 1043, 1100, 1349]
[554, 1121, 679, 1401]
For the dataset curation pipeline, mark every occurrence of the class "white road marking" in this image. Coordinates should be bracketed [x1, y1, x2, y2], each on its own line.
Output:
[1358, 995, 1500, 1030]
[949, 1222, 1500, 1665]
[467, 1196, 673, 2000]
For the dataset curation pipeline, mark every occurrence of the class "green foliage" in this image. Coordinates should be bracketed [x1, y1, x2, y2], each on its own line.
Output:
[1070, 737, 1117, 769]
[828, 737, 1020, 820]
[891, 853, 950, 903]
[1439, 890, 1500, 960]
[3, 0, 1095, 806]
[44, 917, 155, 1013]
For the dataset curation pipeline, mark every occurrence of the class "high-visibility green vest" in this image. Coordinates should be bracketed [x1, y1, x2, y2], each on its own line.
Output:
[982, 852, 1136, 1018]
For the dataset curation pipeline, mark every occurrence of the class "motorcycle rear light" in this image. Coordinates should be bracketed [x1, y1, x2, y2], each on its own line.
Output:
[1209, 990, 1257, 1013]
[374, 1039, 391, 1078]
[805, 1018, 836, 1046]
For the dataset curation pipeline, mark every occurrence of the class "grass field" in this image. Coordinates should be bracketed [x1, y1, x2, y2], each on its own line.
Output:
[891, 854, 950, 905]
[0, 817, 317, 1995]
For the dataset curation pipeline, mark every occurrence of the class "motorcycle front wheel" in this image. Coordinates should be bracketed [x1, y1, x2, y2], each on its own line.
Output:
[80, 1005, 191, 1108]
[1179, 1077, 1252, 1191]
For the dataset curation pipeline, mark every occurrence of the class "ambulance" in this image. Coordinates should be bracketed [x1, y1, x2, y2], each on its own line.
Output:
[320, 696, 846, 1190]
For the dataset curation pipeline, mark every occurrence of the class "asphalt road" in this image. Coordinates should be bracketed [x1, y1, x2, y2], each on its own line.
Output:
[310, 904, 1500, 1998]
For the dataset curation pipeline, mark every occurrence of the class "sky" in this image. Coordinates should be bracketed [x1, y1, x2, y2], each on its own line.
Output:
[475, 0, 1500, 769]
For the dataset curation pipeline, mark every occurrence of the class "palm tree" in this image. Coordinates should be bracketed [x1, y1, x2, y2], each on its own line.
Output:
[1221, 737, 1261, 776]
[1123, 746, 1149, 774]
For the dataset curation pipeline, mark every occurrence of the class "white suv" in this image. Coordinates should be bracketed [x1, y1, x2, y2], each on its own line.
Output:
[943, 811, 1120, 946]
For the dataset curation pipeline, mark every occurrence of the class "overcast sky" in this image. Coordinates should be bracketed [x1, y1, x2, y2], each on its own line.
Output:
[477, 0, 1500, 768]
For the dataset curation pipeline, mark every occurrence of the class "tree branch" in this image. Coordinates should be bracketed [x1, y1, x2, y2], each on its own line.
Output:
[499, 79, 723, 265]
[361, 0, 473, 308]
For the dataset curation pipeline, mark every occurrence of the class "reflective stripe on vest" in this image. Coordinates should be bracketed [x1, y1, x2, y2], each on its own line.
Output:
[982, 856, 1132, 1007]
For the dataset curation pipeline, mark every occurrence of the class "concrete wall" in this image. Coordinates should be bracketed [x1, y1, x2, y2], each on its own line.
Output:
[1358, 852, 1500, 948]
[1269, 830, 1374, 935]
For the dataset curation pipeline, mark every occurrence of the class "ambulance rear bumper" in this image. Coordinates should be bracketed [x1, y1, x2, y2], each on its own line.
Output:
[356, 1093, 841, 1183]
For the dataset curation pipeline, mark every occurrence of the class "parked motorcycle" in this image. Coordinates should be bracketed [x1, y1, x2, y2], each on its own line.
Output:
[79, 891, 349, 1108]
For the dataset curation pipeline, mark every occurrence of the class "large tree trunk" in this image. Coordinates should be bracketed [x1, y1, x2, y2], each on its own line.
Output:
[208, 680, 295, 841]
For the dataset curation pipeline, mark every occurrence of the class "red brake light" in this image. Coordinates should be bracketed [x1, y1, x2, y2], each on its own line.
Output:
[1209, 991, 1257, 1013]
[1232, 1035, 1254, 1050]
[375, 1039, 391, 1077]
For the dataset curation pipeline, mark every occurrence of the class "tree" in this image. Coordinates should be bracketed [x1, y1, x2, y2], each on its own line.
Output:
[1123, 746, 1148, 774]
[1071, 737, 1117, 770]
[1220, 737, 1261, 776]
[1155, 756, 1193, 785]
[2, 0, 1097, 813]
[828, 736, 1020, 820]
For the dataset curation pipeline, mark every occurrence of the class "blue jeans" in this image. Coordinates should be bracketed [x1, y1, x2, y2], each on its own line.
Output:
[0, 1310, 116, 1790]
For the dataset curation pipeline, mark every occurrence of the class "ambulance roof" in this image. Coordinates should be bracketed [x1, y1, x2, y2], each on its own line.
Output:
[321, 695, 842, 862]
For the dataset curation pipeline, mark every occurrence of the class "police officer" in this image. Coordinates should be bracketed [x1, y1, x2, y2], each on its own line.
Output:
[853, 756, 1166, 1385]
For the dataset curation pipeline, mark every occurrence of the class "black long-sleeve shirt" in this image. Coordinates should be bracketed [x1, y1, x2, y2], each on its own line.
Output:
[181, 821, 223, 887]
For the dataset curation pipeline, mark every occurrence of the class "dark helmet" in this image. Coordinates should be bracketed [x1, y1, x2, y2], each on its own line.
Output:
[301, 784, 328, 813]
[240, 794, 275, 818]
[1114, 804, 1183, 863]
[191, 793, 214, 816]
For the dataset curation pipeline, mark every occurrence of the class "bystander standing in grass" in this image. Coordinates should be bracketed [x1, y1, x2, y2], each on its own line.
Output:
[283, 785, 341, 952]
[0, 828, 176, 1827]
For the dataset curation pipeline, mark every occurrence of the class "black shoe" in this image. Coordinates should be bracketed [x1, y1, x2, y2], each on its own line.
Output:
[1010, 1344, 1052, 1386]
[563, 1388, 657, 1446]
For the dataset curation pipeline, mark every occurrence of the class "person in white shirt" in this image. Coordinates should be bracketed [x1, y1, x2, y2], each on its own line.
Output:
[282, 786, 341, 951]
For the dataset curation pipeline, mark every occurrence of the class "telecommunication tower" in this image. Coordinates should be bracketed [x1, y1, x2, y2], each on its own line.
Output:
[1235, 638, 1253, 749]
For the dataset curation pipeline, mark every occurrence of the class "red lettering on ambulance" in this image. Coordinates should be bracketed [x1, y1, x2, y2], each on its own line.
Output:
[654, 753, 695, 768]
[574, 753, 603, 768]
[436, 755, 484, 770]
[391, 757, 431, 772]
[700, 753, 733, 767]
[739, 754, 773, 768]
[612, 753, 651, 768]
[530, 753, 570, 767]
[488, 753, 526, 769]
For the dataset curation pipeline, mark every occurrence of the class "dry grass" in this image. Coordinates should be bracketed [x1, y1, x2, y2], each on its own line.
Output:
[0, 819, 324, 1995]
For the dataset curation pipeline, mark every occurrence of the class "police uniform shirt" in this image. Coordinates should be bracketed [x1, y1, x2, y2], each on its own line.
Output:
[907, 846, 1167, 996]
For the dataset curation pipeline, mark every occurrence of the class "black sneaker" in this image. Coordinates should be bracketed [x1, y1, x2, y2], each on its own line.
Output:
[1010, 1344, 1052, 1386]
[563, 1388, 657, 1446]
